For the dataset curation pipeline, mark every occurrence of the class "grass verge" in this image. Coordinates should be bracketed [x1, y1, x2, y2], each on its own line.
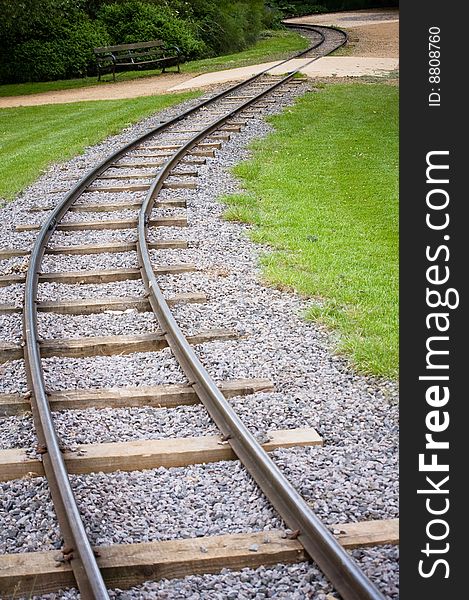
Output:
[0, 30, 308, 98]
[0, 92, 199, 202]
[223, 83, 398, 379]
[182, 30, 309, 73]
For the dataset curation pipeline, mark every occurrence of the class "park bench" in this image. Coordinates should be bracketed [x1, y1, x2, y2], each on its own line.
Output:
[94, 40, 182, 81]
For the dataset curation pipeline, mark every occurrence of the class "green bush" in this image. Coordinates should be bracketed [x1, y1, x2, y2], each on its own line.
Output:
[12, 41, 69, 82]
[8, 20, 110, 82]
[188, 0, 268, 56]
[0, 2, 110, 82]
[96, 1, 207, 59]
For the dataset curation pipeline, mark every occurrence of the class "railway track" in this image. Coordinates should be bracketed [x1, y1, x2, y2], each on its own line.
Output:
[0, 25, 398, 600]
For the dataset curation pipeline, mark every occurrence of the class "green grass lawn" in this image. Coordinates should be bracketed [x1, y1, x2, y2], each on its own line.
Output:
[182, 30, 309, 73]
[223, 83, 398, 379]
[0, 30, 308, 98]
[0, 92, 199, 202]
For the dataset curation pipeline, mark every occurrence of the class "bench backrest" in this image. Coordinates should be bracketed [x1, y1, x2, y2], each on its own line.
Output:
[94, 40, 165, 54]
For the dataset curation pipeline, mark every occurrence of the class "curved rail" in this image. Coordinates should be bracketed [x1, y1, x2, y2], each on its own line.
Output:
[136, 28, 383, 600]
[22, 24, 380, 600]
[21, 34, 327, 599]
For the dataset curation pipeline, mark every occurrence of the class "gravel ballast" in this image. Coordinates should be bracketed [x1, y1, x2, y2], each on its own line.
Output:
[1, 446, 396, 553]
[0, 79, 399, 598]
[41, 350, 187, 390]
[0, 389, 321, 451]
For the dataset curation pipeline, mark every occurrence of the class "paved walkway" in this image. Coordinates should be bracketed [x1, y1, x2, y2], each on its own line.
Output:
[168, 56, 398, 92]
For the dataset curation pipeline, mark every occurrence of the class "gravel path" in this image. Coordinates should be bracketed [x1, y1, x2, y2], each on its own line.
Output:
[0, 80, 399, 598]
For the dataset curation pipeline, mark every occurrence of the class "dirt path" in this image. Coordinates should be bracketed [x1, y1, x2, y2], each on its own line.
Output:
[0, 72, 194, 109]
[286, 8, 399, 57]
[0, 9, 398, 109]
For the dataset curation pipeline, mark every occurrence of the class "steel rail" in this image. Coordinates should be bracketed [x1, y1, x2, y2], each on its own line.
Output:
[21, 37, 330, 598]
[21, 24, 355, 599]
[137, 28, 384, 600]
